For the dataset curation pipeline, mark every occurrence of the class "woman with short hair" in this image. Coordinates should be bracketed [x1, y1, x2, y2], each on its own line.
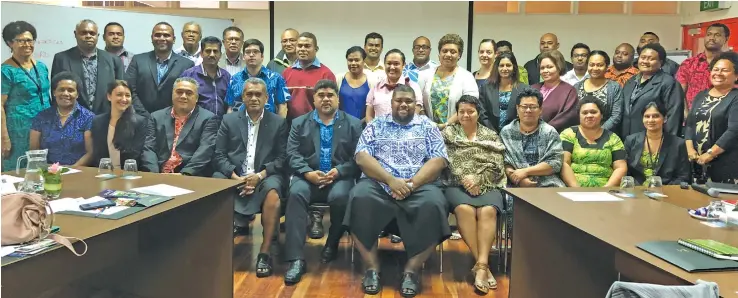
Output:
[337, 46, 377, 121]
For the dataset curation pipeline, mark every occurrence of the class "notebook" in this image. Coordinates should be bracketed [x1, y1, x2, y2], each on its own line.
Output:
[637, 240, 738, 272]
[678, 239, 738, 261]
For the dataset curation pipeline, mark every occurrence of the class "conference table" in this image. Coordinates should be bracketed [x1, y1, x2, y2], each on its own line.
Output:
[504, 186, 738, 298]
[1, 167, 240, 298]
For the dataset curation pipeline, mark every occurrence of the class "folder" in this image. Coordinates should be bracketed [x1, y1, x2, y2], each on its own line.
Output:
[637, 240, 738, 273]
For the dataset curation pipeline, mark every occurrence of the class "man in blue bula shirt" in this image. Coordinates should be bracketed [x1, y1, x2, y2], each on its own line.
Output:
[225, 38, 289, 117]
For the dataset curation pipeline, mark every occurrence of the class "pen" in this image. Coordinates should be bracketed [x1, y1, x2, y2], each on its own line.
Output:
[95, 207, 108, 218]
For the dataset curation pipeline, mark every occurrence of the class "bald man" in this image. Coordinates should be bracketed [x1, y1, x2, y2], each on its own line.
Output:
[403, 36, 439, 83]
[267, 28, 299, 74]
[633, 32, 680, 77]
[523, 33, 573, 84]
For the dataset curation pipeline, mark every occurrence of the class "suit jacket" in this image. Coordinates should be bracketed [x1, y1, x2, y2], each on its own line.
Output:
[531, 82, 579, 132]
[51, 47, 125, 114]
[685, 89, 738, 182]
[141, 106, 217, 176]
[524, 55, 574, 85]
[213, 109, 288, 177]
[625, 132, 690, 185]
[286, 110, 362, 179]
[620, 70, 684, 137]
[478, 82, 532, 131]
[125, 51, 195, 116]
[90, 112, 150, 168]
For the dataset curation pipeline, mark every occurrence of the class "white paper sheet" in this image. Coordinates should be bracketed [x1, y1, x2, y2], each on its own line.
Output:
[49, 196, 129, 215]
[1, 246, 17, 257]
[1, 175, 24, 184]
[558, 192, 624, 202]
[1, 182, 17, 194]
[60, 167, 81, 175]
[130, 184, 193, 197]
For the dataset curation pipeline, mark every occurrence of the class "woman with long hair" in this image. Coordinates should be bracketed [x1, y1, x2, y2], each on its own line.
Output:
[479, 52, 530, 131]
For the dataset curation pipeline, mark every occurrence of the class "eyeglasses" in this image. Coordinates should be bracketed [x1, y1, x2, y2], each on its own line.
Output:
[13, 39, 35, 45]
[518, 105, 540, 111]
[573, 54, 588, 59]
[413, 45, 430, 50]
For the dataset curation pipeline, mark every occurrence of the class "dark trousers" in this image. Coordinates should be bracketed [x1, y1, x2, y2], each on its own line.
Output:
[283, 176, 353, 261]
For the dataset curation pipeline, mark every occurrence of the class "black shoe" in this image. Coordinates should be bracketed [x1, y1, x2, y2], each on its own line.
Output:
[362, 269, 381, 295]
[309, 211, 324, 239]
[378, 230, 388, 238]
[320, 245, 338, 263]
[284, 260, 307, 285]
[399, 272, 420, 297]
[390, 234, 402, 243]
[233, 226, 250, 237]
[255, 253, 273, 278]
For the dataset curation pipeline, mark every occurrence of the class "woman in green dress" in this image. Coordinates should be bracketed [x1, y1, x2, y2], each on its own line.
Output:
[1, 21, 50, 171]
[560, 95, 627, 187]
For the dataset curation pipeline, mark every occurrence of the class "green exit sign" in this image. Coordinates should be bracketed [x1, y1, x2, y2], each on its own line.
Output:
[701, 1, 730, 11]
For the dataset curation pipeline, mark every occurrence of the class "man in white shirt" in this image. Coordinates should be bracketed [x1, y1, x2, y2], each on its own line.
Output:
[175, 22, 203, 65]
[561, 43, 590, 86]
[404, 36, 439, 83]
[363, 32, 386, 82]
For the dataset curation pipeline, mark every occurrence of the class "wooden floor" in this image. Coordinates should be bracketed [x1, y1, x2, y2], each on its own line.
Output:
[233, 215, 510, 298]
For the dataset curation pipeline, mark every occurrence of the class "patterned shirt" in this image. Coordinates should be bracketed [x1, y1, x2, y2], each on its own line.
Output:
[240, 111, 264, 176]
[522, 130, 540, 167]
[161, 108, 192, 173]
[676, 52, 712, 110]
[30, 103, 93, 165]
[225, 65, 290, 114]
[403, 60, 439, 84]
[355, 114, 448, 193]
[81, 53, 98, 103]
[312, 111, 336, 172]
[561, 126, 626, 187]
[156, 52, 172, 84]
[605, 66, 639, 87]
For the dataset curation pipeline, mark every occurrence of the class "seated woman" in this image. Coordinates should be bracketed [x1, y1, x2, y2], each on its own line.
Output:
[30, 71, 94, 166]
[90, 80, 149, 169]
[442, 95, 505, 294]
[500, 88, 566, 188]
[685, 51, 738, 183]
[625, 102, 690, 185]
[560, 96, 627, 187]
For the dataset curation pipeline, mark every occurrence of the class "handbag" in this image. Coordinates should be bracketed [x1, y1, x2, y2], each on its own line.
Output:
[1, 192, 87, 256]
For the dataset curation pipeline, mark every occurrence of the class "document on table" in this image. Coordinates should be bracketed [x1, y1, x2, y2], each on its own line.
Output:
[130, 184, 193, 197]
[1, 246, 17, 257]
[60, 167, 81, 175]
[558, 192, 624, 202]
[50, 196, 129, 215]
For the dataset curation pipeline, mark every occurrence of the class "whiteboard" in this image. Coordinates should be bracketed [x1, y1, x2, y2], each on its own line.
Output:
[0, 2, 233, 71]
[273, 1, 469, 76]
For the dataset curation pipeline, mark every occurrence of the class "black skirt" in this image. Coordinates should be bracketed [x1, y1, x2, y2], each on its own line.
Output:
[444, 186, 504, 210]
[344, 178, 451, 258]
[234, 174, 287, 216]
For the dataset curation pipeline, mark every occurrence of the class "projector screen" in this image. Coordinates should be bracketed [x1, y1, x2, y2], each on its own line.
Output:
[273, 1, 470, 76]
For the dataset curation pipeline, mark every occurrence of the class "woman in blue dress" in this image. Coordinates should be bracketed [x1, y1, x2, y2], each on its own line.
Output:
[1, 21, 50, 171]
[336, 46, 377, 122]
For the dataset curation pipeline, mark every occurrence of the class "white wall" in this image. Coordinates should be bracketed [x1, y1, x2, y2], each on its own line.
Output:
[470, 14, 682, 72]
[274, 1, 469, 75]
[681, 1, 738, 25]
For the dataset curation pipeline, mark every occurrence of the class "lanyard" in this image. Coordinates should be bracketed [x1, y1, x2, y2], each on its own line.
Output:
[645, 135, 664, 170]
[11, 57, 43, 105]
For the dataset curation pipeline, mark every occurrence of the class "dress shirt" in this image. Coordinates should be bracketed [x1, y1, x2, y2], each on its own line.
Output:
[312, 110, 336, 172]
[561, 69, 589, 86]
[225, 65, 290, 114]
[355, 114, 448, 193]
[109, 48, 134, 72]
[80, 51, 98, 103]
[403, 60, 439, 84]
[605, 66, 639, 87]
[676, 52, 712, 110]
[176, 45, 203, 65]
[180, 65, 231, 117]
[366, 75, 423, 118]
[240, 110, 264, 176]
[30, 103, 93, 165]
[161, 108, 193, 173]
[218, 53, 247, 76]
[156, 51, 173, 84]
[364, 62, 386, 83]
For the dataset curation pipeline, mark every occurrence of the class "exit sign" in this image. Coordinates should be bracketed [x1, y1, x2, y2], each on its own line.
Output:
[700, 1, 731, 11]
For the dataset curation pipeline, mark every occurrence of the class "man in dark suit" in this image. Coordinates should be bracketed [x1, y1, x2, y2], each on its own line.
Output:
[141, 77, 217, 176]
[283, 79, 362, 284]
[524, 33, 573, 84]
[51, 19, 126, 114]
[212, 77, 288, 278]
[126, 22, 195, 116]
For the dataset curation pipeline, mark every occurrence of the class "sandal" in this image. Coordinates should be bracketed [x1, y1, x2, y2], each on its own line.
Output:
[255, 253, 273, 278]
[471, 263, 489, 294]
[361, 269, 381, 295]
[486, 268, 498, 290]
[400, 272, 420, 297]
[450, 231, 462, 240]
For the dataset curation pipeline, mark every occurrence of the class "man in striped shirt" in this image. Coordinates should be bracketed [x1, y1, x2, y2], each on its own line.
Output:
[403, 36, 439, 84]
[218, 26, 247, 76]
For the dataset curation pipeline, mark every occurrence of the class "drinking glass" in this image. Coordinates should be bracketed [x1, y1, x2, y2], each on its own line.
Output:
[123, 159, 138, 178]
[620, 176, 635, 195]
[98, 158, 114, 175]
[646, 176, 664, 194]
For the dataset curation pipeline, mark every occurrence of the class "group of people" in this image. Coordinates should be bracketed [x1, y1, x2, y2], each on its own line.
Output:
[3, 17, 738, 297]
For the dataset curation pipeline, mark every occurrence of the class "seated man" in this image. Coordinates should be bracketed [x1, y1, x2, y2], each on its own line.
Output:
[499, 88, 566, 187]
[142, 77, 218, 176]
[212, 77, 289, 278]
[346, 84, 450, 297]
[283, 80, 363, 284]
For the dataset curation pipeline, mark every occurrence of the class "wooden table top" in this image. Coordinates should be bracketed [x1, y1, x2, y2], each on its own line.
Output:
[1, 167, 240, 266]
[504, 186, 738, 296]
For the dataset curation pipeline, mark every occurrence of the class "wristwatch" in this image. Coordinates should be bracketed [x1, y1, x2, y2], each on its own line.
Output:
[707, 149, 715, 158]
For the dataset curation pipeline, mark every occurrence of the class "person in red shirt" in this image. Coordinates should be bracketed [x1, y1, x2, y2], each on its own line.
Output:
[282, 32, 336, 121]
[676, 23, 729, 117]
[605, 43, 639, 87]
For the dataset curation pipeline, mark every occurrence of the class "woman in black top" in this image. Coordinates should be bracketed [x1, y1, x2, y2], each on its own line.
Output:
[685, 51, 738, 183]
[90, 80, 149, 168]
[478, 52, 529, 131]
[625, 101, 690, 185]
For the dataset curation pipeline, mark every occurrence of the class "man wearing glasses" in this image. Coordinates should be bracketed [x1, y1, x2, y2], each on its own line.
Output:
[561, 43, 590, 86]
[218, 26, 247, 76]
[225, 39, 290, 118]
[267, 28, 299, 75]
[403, 36, 439, 84]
